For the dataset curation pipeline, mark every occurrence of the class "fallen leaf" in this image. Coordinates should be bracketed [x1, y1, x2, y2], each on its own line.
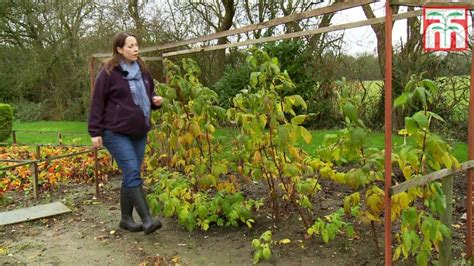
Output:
[278, 239, 291, 244]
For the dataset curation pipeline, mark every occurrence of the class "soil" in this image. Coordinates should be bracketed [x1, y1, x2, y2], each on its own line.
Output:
[0, 172, 469, 266]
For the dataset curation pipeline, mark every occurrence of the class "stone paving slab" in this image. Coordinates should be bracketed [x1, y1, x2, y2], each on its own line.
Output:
[0, 201, 71, 226]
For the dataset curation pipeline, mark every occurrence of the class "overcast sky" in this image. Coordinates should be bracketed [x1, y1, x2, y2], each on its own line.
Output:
[333, 2, 473, 56]
[332, 2, 408, 55]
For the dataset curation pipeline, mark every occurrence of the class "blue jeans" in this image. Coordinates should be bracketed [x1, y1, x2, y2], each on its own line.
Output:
[102, 130, 147, 188]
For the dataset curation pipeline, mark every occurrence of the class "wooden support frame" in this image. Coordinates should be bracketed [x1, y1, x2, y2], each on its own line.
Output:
[391, 0, 474, 8]
[162, 10, 421, 58]
[467, 13, 474, 258]
[384, 4, 394, 265]
[92, 0, 376, 59]
[391, 161, 474, 195]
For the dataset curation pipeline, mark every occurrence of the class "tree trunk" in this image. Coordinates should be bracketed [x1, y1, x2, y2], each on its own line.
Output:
[212, 0, 236, 83]
[362, 4, 400, 129]
[128, 0, 145, 42]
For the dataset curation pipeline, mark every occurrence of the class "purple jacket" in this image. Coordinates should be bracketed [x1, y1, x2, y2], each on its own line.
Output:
[88, 66, 158, 137]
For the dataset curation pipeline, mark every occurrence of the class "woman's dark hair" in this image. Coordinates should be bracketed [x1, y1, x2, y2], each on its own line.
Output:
[103, 32, 149, 74]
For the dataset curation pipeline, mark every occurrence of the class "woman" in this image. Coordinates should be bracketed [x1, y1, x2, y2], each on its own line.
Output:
[88, 32, 162, 235]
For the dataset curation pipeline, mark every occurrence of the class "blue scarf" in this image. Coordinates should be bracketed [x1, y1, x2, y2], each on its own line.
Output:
[120, 61, 151, 125]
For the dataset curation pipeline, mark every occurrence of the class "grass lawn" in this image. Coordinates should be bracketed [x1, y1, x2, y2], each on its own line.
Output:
[7, 121, 91, 146]
[6, 121, 468, 162]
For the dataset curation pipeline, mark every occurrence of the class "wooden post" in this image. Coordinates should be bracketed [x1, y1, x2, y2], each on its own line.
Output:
[58, 133, 62, 145]
[36, 145, 41, 160]
[384, 3, 393, 266]
[440, 175, 453, 265]
[30, 162, 39, 199]
[12, 130, 16, 144]
[467, 12, 474, 259]
[94, 148, 99, 198]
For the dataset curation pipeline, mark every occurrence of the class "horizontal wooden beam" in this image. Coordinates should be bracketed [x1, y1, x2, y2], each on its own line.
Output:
[391, 0, 474, 8]
[94, 56, 163, 62]
[391, 160, 474, 195]
[163, 9, 421, 58]
[92, 0, 376, 58]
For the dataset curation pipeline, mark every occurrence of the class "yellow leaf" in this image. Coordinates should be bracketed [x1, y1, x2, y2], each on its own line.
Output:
[402, 166, 412, 179]
[171, 256, 180, 263]
[366, 186, 384, 214]
[393, 246, 402, 261]
[206, 123, 215, 134]
[288, 145, 302, 161]
[398, 129, 408, 136]
[184, 132, 194, 145]
[253, 151, 262, 163]
[0, 247, 8, 255]
[398, 192, 410, 209]
[278, 239, 291, 244]
[441, 152, 452, 169]
[365, 212, 381, 222]
[189, 122, 201, 137]
[170, 154, 179, 166]
[300, 127, 312, 144]
[344, 192, 360, 214]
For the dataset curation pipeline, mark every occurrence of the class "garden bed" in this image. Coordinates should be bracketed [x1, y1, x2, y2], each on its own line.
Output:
[0, 172, 468, 265]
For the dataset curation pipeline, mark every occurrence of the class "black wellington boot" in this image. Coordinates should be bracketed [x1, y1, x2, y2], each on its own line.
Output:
[119, 187, 143, 232]
[129, 186, 162, 235]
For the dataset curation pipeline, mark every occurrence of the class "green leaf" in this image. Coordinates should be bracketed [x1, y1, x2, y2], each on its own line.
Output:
[262, 247, 272, 259]
[432, 26, 444, 30]
[409, 231, 421, 255]
[250, 72, 259, 88]
[422, 79, 437, 94]
[342, 102, 358, 122]
[198, 205, 208, 220]
[346, 225, 355, 237]
[283, 163, 300, 177]
[253, 250, 261, 264]
[428, 111, 445, 123]
[416, 250, 429, 266]
[413, 112, 429, 130]
[322, 229, 329, 243]
[262, 230, 272, 242]
[299, 196, 313, 209]
[291, 115, 306, 125]
[401, 207, 417, 226]
[300, 126, 312, 144]
[405, 79, 416, 92]
[394, 93, 408, 109]
[402, 231, 412, 258]
[414, 87, 427, 107]
[251, 239, 261, 249]
[349, 127, 366, 148]
[286, 95, 307, 110]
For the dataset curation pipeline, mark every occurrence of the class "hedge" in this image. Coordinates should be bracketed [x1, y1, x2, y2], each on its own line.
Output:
[0, 104, 13, 142]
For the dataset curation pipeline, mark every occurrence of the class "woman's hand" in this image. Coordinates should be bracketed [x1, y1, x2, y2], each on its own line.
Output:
[152, 96, 163, 107]
[91, 136, 103, 148]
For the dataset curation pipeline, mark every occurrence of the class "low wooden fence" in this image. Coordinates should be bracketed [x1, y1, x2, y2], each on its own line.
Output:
[0, 146, 107, 199]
